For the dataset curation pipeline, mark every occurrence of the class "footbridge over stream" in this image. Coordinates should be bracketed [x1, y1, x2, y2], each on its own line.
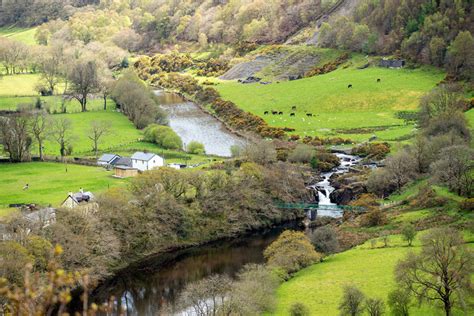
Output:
[274, 202, 366, 214]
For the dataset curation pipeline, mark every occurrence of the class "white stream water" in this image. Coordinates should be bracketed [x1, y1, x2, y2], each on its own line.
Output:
[309, 153, 362, 218]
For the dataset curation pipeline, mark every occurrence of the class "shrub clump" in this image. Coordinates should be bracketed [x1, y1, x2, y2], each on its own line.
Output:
[460, 198, 474, 211]
[264, 230, 322, 275]
[352, 142, 390, 160]
[186, 141, 205, 155]
[143, 124, 183, 150]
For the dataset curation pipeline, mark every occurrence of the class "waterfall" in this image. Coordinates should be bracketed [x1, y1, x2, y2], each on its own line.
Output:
[310, 153, 362, 218]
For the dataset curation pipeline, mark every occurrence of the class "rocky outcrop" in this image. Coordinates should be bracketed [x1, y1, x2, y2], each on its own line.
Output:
[329, 171, 369, 204]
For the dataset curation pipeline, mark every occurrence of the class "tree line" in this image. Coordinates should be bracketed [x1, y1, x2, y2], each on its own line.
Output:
[319, 0, 473, 80]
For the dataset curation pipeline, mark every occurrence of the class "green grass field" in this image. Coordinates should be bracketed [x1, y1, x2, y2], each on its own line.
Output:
[273, 234, 470, 316]
[0, 95, 113, 113]
[0, 74, 45, 96]
[0, 162, 127, 210]
[0, 26, 37, 45]
[41, 110, 142, 156]
[216, 61, 444, 142]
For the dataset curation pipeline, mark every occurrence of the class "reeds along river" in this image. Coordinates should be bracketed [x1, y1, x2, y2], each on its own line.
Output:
[154, 90, 247, 157]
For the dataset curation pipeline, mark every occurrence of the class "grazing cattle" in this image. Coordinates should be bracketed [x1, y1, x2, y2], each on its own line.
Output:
[377, 78, 381, 82]
[306, 113, 313, 117]
[290, 113, 295, 116]
[272, 110, 278, 115]
[348, 84, 352, 88]
[278, 111, 283, 115]
[291, 106, 297, 110]
[264, 111, 269, 115]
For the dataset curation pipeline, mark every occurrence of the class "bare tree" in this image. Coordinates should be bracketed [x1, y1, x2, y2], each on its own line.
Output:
[395, 228, 473, 316]
[88, 120, 109, 158]
[31, 110, 49, 161]
[384, 150, 417, 192]
[365, 297, 385, 316]
[0, 113, 32, 162]
[430, 145, 473, 196]
[36, 43, 66, 95]
[50, 117, 73, 158]
[68, 59, 100, 112]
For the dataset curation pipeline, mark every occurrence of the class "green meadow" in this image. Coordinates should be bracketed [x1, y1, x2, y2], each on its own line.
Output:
[0, 74, 46, 96]
[274, 233, 472, 316]
[0, 162, 127, 210]
[0, 26, 37, 45]
[216, 64, 444, 142]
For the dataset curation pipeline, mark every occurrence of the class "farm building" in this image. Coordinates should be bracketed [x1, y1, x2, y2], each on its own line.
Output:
[379, 59, 405, 68]
[97, 154, 120, 167]
[114, 166, 139, 178]
[131, 152, 164, 171]
[61, 191, 95, 209]
[168, 163, 187, 170]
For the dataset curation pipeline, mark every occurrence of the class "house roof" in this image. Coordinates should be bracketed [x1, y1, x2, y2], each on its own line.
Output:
[24, 208, 56, 223]
[98, 154, 120, 163]
[131, 152, 158, 161]
[114, 157, 132, 167]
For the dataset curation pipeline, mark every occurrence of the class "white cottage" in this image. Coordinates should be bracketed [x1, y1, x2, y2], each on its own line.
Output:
[97, 154, 120, 167]
[131, 152, 164, 171]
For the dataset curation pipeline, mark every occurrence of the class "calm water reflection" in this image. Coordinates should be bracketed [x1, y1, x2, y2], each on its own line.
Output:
[154, 90, 246, 157]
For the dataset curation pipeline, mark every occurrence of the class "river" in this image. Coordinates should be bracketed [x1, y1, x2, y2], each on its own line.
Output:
[90, 155, 361, 315]
[154, 90, 247, 157]
[89, 92, 361, 315]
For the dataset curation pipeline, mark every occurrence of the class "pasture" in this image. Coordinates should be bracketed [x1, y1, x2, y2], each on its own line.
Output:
[216, 64, 444, 142]
[0, 162, 127, 210]
[0, 74, 45, 96]
[273, 233, 472, 316]
[0, 26, 37, 45]
[0, 95, 113, 113]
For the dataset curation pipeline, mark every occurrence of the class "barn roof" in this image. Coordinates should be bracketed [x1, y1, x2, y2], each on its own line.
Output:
[131, 152, 158, 161]
[98, 153, 120, 163]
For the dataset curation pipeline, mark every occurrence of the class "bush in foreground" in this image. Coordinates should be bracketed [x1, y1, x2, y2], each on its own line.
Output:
[264, 230, 321, 274]
[143, 124, 183, 150]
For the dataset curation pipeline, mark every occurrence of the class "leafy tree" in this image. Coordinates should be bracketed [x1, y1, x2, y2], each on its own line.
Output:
[25, 236, 52, 272]
[448, 31, 474, 80]
[310, 225, 339, 255]
[395, 228, 473, 316]
[430, 145, 473, 196]
[290, 302, 310, 316]
[187, 141, 205, 155]
[338, 285, 365, 316]
[144, 124, 182, 150]
[365, 297, 385, 316]
[68, 59, 100, 112]
[264, 230, 321, 274]
[387, 289, 411, 316]
[401, 223, 416, 246]
[0, 241, 33, 285]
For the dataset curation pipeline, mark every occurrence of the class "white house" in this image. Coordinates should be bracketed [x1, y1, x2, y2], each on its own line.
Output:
[97, 154, 120, 167]
[131, 152, 164, 171]
[61, 191, 95, 209]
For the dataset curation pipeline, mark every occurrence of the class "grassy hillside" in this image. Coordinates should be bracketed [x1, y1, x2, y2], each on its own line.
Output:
[0, 162, 126, 210]
[0, 74, 45, 96]
[0, 26, 37, 45]
[274, 234, 471, 316]
[216, 58, 444, 142]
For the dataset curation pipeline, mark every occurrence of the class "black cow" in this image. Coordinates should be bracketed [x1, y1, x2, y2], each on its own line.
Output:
[290, 113, 295, 116]
[306, 113, 313, 117]
[291, 106, 297, 110]
[264, 111, 269, 115]
[377, 78, 381, 82]
[272, 110, 278, 115]
[278, 111, 283, 115]
[348, 84, 353, 88]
